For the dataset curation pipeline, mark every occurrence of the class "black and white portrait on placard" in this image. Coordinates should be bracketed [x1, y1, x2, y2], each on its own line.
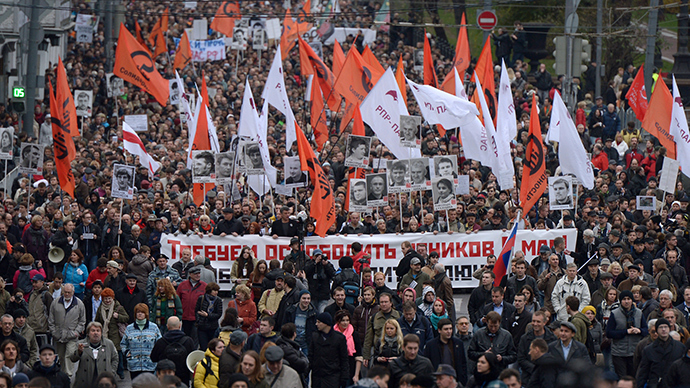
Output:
[409, 158, 431, 190]
[242, 141, 264, 175]
[106, 74, 124, 98]
[192, 150, 216, 183]
[284, 156, 308, 187]
[432, 155, 458, 181]
[399, 115, 422, 148]
[349, 179, 368, 212]
[249, 18, 267, 50]
[169, 80, 181, 106]
[215, 151, 235, 183]
[432, 177, 457, 210]
[112, 164, 135, 199]
[387, 160, 410, 193]
[366, 173, 388, 207]
[232, 27, 248, 50]
[74, 90, 93, 117]
[414, 49, 424, 72]
[637, 195, 656, 211]
[344, 135, 371, 168]
[0, 128, 13, 159]
[19, 143, 43, 174]
[548, 176, 574, 210]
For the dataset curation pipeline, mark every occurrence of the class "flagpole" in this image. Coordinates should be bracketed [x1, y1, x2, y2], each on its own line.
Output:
[399, 194, 403, 232]
[117, 199, 124, 247]
[3, 160, 7, 203]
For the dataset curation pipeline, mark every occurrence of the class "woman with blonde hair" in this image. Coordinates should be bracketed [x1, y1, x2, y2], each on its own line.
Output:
[228, 284, 257, 334]
[607, 261, 624, 287]
[149, 278, 182, 334]
[196, 215, 214, 236]
[373, 319, 403, 366]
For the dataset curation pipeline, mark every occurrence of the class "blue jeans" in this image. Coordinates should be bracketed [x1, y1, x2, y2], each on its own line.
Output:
[86, 255, 99, 273]
[117, 350, 124, 378]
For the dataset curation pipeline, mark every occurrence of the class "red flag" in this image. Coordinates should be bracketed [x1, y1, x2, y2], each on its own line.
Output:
[310, 77, 329, 150]
[441, 13, 470, 94]
[114, 23, 170, 105]
[298, 37, 341, 111]
[333, 40, 345, 76]
[626, 65, 649, 121]
[520, 95, 547, 212]
[49, 58, 77, 198]
[344, 105, 367, 211]
[472, 36, 497, 122]
[423, 32, 438, 87]
[174, 31, 191, 71]
[135, 21, 146, 46]
[334, 48, 384, 106]
[395, 55, 407, 109]
[296, 123, 335, 236]
[641, 77, 676, 158]
[210, 2, 241, 37]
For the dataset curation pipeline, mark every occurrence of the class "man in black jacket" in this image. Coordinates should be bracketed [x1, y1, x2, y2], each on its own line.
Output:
[213, 207, 244, 236]
[309, 313, 349, 388]
[636, 318, 685, 388]
[468, 272, 494, 327]
[548, 321, 590, 372]
[150, 316, 195, 383]
[517, 311, 556, 382]
[395, 241, 424, 279]
[304, 249, 335, 313]
[423, 318, 467, 386]
[527, 338, 558, 388]
[116, 275, 146, 324]
[276, 323, 309, 386]
[478, 287, 517, 331]
[75, 213, 101, 270]
[389, 334, 434, 388]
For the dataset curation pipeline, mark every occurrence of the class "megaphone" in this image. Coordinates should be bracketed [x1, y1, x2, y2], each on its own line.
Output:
[48, 244, 64, 264]
[186, 350, 206, 373]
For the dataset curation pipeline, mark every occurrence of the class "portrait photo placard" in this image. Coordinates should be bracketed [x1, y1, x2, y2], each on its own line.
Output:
[240, 141, 265, 175]
[432, 155, 458, 184]
[215, 151, 235, 184]
[387, 159, 410, 193]
[19, 143, 44, 174]
[192, 150, 216, 183]
[408, 158, 431, 190]
[344, 135, 371, 169]
[348, 178, 368, 212]
[548, 176, 574, 210]
[366, 173, 388, 207]
[637, 195, 656, 211]
[399, 115, 422, 148]
[0, 128, 13, 160]
[431, 177, 457, 211]
[74, 90, 93, 117]
[111, 164, 136, 199]
[284, 156, 308, 187]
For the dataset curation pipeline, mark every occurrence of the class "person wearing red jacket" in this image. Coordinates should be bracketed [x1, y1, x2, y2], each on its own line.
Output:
[591, 144, 609, 172]
[351, 242, 369, 274]
[85, 258, 109, 290]
[176, 266, 207, 341]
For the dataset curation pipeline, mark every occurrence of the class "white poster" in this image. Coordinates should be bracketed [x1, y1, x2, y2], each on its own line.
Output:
[548, 176, 574, 210]
[190, 39, 227, 62]
[387, 159, 410, 193]
[349, 178, 368, 212]
[344, 135, 371, 169]
[124, 115, 148, 133]
[0, 128, 13, 160]
[231, 27, 248, 50]
[284, 156, 308, 187]
[169, 79, 182, 106]
[19, 143, 44, 174]
[239, 141, 264, 175]
[265, 18, 282, 40]
[432, 177, 456, 210]
[215, 151, 235, 183]
[74, 90, 93, 117]
[160, 229, 578, 291]
[111, 164, 136, 199]
[106, 73, 125, 98]
[366, 173, 388, 207]
[637, 195, 656, 211]
[399, 115, 422, 148]
[409, 157, 431, 190]
[76, 25, 93, 43]
[660, 157, 681, 194]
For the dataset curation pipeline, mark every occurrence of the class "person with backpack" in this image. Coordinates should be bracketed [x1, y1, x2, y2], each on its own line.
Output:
[13, 254, 45, 302]
[324, 287, 355, 320]
[120, 303, 161, 380]
[150, 316, 195, 384]
[194, 338, 225, 388]
[332, 256, 361, 306]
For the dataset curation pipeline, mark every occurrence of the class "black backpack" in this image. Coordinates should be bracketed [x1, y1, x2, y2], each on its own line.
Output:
[340, 270, 360, 305]
[585, 327, 597, 364]
[164, 338, 187, 368]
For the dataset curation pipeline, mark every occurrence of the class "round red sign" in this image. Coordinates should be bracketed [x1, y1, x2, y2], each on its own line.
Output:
[477, 10, 497, 31]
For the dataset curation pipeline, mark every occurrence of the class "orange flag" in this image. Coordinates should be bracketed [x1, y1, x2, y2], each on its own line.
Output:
[49, 58, 77, 197]
[280, 10, 299, 59]
[174, 31, 192, 70]
[333, 40, 345, 76]
[626, 65, 649, 121]
[210, 1, 241, 37]
[135, 21, 146, 46]
[148, 8, 169, 47]
[520, 95, 547, 213]
[192, 100, 215, 206]
[473, 36, 497, 122]
[441, 13, 470, 94]
[296, 122, 335, 236]
[298, 37, 341, 111]
[395, 55, 407, 108]
[152, 29, 167, 59]
[334, 48, 384, 106]
[298, 37, 315, 77]
[423, 32, 438, 87]
[310, 78, 329, 150]
[362, 46, 384, 74]
[114, 23, 169, 105]
[641, 77, 676, 158]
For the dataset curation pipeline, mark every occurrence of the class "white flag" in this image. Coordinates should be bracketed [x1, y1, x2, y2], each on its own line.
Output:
[406, 77, 479, 129]
[494, 60, 516, 189]
[474, 72, 503, 182]
[239, 79, 278, 189]
[123, 121, 161, 177]
[176, 71, 196, 169]
[262, 45, 297, 148]
[549, 92, 595, 189]
[671, 75, 690, 175]
[361, 68, 421, 159]
[454, 68, 467, 99]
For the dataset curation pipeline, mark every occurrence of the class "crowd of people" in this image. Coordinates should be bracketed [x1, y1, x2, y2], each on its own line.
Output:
[0, 0, 684, 387]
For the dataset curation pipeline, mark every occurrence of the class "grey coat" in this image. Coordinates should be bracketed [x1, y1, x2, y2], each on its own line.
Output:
[48, 297, 86, 343]
[69, 338, 118, 388]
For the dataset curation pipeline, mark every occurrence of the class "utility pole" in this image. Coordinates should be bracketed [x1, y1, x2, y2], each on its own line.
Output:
[595, 0, 602, 98]
[645, 0, 659, 103]
[563, 0, 578, 112]
[104, 0, 114, 72]
[22, 0, 41, 136]
[483, 0, 491, 42]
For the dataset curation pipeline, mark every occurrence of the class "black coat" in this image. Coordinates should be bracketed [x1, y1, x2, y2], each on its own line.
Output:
[517, 329, 558, 382]
[276, 336, 310, 375]
[218, 347, 242, 388]
[195, 294, 223, 331]
[527, 352, 559, 388]
[304, 259, 336, 301]
[213, 218, 244, 236]
[423, 336, 468, 385]
[636, 338, 686, 388]
[115, 285, 147, 324]
[478, 301, 517, 331]
[389, 355, 434, 388]
[467, 286, 492, 325]
[27, 360, 71, 388]
[548, 339, 590, 371]
[284, 303, 317, 348]
[665, 353, 690, 388]
[396, 251, 424, 279]
[275, 288, 301, 329]
[309, 329, 349, 388]
[150, 329, 196, 383]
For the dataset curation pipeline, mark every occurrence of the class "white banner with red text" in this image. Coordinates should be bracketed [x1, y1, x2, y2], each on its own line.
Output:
[161, 229, 577, 291]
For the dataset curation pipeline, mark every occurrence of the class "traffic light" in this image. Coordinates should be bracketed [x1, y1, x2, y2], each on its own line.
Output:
[553, 37, 590, 77]
[11, 86, 25, 113]
[553, 36, 567, 75]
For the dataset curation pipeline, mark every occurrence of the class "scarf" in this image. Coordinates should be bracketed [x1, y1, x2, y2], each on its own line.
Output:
[430, 312, 449, 330]
[382, 335, 399, 352]
[100, 302, 114, 338]
[334, 324, 356, 356]
[206, 294, 217, 312]
[136, 319, 146, 330]
[623, 306, 636, 328]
